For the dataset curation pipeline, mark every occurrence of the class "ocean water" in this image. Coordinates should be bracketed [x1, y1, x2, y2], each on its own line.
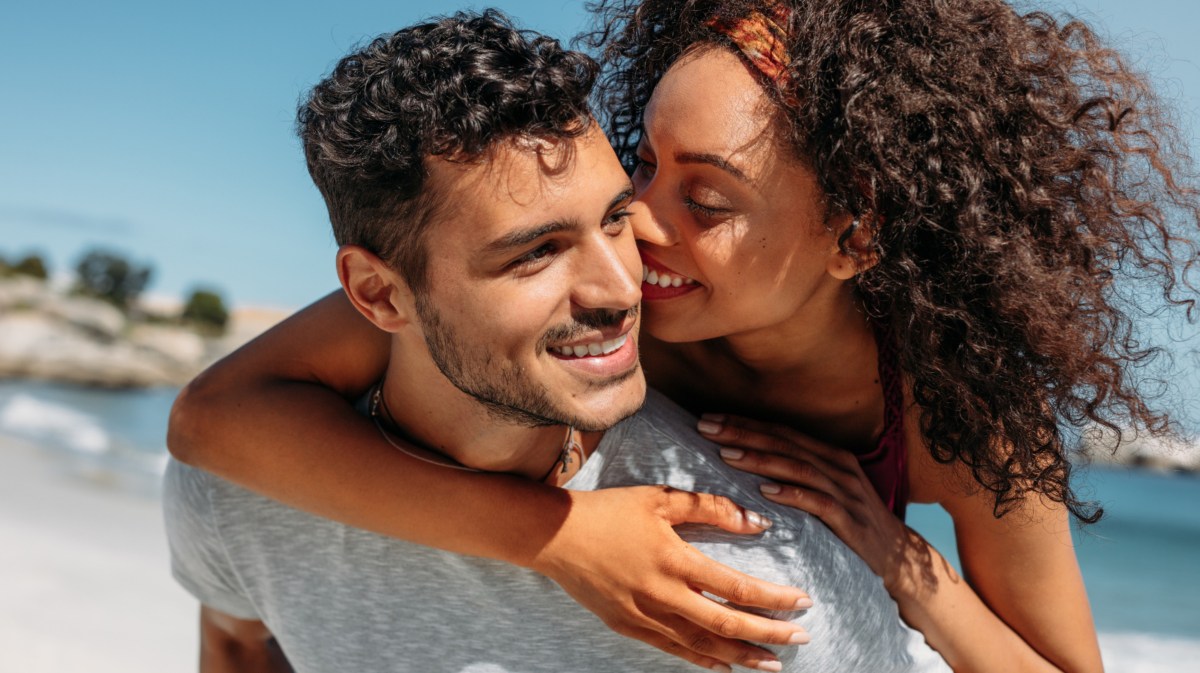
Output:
[2, 379, 1198, 670]
[0, 380, 177, 496]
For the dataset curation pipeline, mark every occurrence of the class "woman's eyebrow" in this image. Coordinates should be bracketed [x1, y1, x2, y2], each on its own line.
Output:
[675, 151, 751, 183]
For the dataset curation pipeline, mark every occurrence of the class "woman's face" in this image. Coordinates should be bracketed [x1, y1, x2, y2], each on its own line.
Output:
[630, 46, 857, 344]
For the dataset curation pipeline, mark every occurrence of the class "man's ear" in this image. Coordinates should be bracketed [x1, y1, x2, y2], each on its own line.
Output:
[336, 245, 414, 333]
[826, 213, 881, 281]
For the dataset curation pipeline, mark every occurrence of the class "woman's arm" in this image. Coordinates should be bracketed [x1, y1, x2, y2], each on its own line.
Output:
[169, 290, 812, 672]
[701, 413, 1103, 673]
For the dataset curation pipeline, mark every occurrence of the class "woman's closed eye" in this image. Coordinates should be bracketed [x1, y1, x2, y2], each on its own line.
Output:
[684, 187, 735, 220]
[684, 197, 731, 218]
[633, 158, 656, 183]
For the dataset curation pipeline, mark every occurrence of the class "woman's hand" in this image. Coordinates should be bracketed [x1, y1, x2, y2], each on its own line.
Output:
[697, 414, 915, 589]
[531, 485, 814, 673]
[699, 414, 1103, 672]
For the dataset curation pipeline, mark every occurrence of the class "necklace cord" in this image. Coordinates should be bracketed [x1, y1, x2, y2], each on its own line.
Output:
[369, 384, 586, 482]
[370, 386, 482, 473]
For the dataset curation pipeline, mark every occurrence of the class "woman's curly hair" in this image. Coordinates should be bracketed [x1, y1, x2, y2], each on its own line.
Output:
[299, 9, 598, 290]
[587, 0, 1200, 521]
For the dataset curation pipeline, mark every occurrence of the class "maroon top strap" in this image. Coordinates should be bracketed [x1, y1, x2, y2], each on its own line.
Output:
[854, 325, 910, 520]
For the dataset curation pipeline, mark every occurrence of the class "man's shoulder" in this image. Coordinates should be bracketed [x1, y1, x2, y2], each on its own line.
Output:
[613, 387, 724, 460]
[627, 388, 714, 446]
[164, 456, 324, 539]
[598, 390, 807, 535]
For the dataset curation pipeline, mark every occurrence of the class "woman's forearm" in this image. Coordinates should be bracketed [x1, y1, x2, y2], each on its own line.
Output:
[885, 527, 1096, 673]
[169, 373, 571, 567]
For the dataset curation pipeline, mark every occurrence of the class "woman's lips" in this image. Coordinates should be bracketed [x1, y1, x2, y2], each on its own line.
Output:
[639, 256, 701, 301]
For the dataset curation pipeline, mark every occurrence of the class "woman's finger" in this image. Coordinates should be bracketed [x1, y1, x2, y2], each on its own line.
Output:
[700, 414, 864, 477]
[717, 449, 842, 495]
[698, 416, 806, 457]
[757, 482, 857, 535]
[675, 575, 812, 645]
[660, 487, 775, 533]
[653, 610, 797, 672]
[680, 551, 816, 619]
[632, 628, 736, 672]
[658, 537, 813, 615]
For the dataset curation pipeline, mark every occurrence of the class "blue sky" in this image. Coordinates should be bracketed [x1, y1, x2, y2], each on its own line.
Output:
[1, 0, 1198, 310]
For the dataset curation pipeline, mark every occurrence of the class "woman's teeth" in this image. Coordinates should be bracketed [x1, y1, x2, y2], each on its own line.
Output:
[554, 333, 628, 358]
[642, 265, 696, 288]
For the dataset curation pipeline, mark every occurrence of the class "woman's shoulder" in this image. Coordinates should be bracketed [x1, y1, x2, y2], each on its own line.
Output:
[900, 383, 1070, 529]
[900, 383, 981, 507]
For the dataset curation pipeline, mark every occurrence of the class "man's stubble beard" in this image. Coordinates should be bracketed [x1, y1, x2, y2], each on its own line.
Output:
[414, 293, 641, 432]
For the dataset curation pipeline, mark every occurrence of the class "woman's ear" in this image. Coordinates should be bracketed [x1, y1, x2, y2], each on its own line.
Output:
[826, 213, 881, 280]
[336, 245, 414, 333]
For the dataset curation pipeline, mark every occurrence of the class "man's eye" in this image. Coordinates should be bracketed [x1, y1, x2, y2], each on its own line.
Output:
[604, 209, 632, 233]
[511, 243, 557, 268]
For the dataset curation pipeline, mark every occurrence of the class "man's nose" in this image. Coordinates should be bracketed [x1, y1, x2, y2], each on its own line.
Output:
[572, 232, 642, 312]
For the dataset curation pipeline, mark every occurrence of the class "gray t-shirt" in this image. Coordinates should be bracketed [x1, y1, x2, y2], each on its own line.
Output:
[164, 389, 948, 672]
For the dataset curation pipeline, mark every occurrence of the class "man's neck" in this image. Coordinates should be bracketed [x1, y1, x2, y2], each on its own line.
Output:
[376, 337, 599, 483]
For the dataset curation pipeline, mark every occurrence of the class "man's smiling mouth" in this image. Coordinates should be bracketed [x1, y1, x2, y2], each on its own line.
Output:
[551, 333, 629, 358]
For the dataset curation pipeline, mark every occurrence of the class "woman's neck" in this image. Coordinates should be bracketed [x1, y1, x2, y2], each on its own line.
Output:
[646, 290, 885, 450]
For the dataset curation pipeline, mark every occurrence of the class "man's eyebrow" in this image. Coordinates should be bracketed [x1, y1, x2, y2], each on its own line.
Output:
[482, 185, 634, 255]
[675, 151, 751, 183]
[608, 185, 635, 211]
[483, 220, 576, 254]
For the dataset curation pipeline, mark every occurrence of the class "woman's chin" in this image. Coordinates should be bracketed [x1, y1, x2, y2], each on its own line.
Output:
[640, 312, 718, 344]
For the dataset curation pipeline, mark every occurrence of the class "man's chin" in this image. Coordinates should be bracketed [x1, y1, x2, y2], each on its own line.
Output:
[564, 375, 647, 432]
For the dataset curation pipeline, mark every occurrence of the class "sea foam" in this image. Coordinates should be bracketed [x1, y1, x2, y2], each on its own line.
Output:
[1100, 631, 1200, 673]
[0, 393, 110, 454]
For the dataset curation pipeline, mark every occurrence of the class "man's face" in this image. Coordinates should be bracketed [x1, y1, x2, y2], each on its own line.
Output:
[413, 125, 645, 431]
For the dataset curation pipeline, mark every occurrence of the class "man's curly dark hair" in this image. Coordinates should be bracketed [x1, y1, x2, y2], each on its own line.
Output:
[587, 0, 1200, 522]
[299, 9, 599, 291]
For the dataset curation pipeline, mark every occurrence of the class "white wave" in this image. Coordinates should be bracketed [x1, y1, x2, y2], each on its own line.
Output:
[1100, 631, 1200, 673]
[0, 393, 109, 454]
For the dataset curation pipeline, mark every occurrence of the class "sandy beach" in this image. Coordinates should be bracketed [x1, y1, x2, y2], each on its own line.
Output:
[0, 434, 196, 672]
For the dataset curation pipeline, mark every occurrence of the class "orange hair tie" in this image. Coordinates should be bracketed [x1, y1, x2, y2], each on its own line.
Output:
[704, 1, 793, 85]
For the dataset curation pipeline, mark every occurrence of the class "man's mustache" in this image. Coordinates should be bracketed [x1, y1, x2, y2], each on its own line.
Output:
[538, 304, 639, 352]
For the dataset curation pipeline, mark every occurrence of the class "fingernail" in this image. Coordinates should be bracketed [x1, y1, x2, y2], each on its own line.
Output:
[745, 510, 773, 529]
[793, 596, 814, 610]
[709, 664, 732, 673]
[719, 447, 744, 461]
[788, 630, 811, 645]
[697, 419, 723, 435]
[756, 660, 783, 672]
[760, 483, 782, 495]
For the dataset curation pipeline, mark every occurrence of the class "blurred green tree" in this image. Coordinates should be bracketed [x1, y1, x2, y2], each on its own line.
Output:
[14, 254, 49, 280]
[182, 288, 229, 334]
[73, 249, 152, 310]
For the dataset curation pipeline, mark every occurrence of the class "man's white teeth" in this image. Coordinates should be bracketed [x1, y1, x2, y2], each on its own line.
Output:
[556, 333, 628, 358]
[642, 265, 696, 288]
